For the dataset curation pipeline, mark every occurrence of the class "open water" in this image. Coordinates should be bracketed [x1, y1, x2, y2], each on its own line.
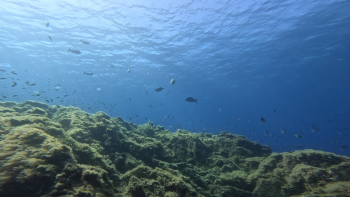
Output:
[0, 0, 350, 156]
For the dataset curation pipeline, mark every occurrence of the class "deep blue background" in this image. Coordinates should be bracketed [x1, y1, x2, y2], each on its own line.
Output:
[0, 0, 349, 156]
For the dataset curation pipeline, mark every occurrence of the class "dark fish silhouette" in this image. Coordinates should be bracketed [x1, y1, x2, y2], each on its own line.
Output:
[170, 79, 175, 85]
[68, 48, 81, 54]
[80, 39, 89, 44]
[260, 117, 266, 123]
[84, 72, 93, 76]
[46, 22, 49, 27]
[273, 109, 276, 113]
[48, 36, 52, 41]
[185, 97, 197, 103]
[155, 87, 164, 92]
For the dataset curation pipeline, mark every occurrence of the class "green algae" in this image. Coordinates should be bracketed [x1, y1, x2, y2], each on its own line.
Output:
[0, 100, 349, 197]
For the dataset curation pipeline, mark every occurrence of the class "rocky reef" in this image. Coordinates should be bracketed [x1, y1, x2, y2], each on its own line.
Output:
[0, 101, 350, 197]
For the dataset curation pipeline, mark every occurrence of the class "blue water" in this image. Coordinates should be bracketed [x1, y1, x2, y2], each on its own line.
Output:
[0, 0, 350, 156]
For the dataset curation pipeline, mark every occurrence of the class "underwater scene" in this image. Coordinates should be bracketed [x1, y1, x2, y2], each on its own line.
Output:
[0, 0, 350, 197]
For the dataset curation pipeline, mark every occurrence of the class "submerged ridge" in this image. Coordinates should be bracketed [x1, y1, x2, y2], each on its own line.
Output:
[0, 101, 349, 197]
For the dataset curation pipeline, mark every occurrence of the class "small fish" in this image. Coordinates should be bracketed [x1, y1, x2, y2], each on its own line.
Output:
[88, 107, 91, 109]
[146, 91, 148, 95]
[200, 118, 202, 122]
[185, 97, 197, 103]
[48, 36, 52, 41]
[64, 95, 68, 97]
[294, 134, 301, 138]
[45, 100, 50, 102]
[281, 129, 287, 134]
[83, 72, 93, 76]
[50, 99, 53, 102]
[129, 98, 131, 101]
[80, 39, 89, 44]
[171, 116, 173, 120]
[170, 79, 175, 85]
[273, 109, 276, 113]
[260, 117, 266, 123]
[297, 145, 303, 148]
[105, 138, 112, 146]
[340, 146, 348, 149]
[155, 87, 164, 92]
[11, 71, 17, 75]
[36, 94, 41, 96]
[46, 22, 49, 27]
[265, 130, 268, 134]
[12, 95, 17, 97]
[68, 48, 81, 54]
[2, 95, 6, 98]
[147, 72, 150, 76]
[0, 69, 6, 72]
[11, 82, 17, 87]
[127, 69, 130, 73]
[110, 64, 115, 68]
[30, 83, 36, 86]
[0, 78, 6, 80]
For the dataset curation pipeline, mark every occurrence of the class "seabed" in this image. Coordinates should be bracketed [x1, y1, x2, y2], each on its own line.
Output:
[0, 100, 349, 197]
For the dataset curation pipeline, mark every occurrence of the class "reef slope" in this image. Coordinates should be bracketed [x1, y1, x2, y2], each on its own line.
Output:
[0, 101, 349, 197]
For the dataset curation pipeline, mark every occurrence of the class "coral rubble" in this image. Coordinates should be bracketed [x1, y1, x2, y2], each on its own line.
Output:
[0, 101, 349, 197]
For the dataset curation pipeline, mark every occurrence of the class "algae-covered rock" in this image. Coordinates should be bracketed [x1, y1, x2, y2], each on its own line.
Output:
[1, 101, 350, 197]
